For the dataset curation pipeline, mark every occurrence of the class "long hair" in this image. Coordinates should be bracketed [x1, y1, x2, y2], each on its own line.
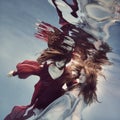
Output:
[37, 48, 72, 64]
[35, 21, 67, 52]
[77, 56, 111, 104]
[80, 67, 98, 104]
[70, 59, 102, 105]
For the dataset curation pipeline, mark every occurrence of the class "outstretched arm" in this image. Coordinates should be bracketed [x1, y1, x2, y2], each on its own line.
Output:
[8, 60, 42, 79]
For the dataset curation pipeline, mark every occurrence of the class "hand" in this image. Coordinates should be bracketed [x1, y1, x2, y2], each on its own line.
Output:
[61, 45, 73, 51]
[63, 36, 75, 47]
[7, 70, 14, 77]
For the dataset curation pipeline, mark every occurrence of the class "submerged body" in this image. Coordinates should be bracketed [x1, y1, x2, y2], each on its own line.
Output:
[5, 60, 70, 120]
[34, 87, 87, 120]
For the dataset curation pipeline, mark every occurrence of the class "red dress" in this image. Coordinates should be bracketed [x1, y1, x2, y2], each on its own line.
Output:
[4, 60, 67, 120]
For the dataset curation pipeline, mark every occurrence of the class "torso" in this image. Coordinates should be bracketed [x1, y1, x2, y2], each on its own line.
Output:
[39, 62, 65, 86]
[48, 64, 64, 80]
[34, 63, 66, 109]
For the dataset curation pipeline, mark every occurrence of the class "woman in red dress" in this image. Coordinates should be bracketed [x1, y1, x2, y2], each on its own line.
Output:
[4, 48, 73, 120]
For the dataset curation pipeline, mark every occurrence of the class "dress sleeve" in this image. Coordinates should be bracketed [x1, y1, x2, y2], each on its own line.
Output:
[13, 60, 42, 79]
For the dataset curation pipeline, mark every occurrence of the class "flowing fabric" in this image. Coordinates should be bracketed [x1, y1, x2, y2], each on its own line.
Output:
[48, 0, 120, 41]
[34, 88, 87, 120]
[4, 60, 67, 120]
[4, 106, 34, 120]
[5, 1, 119, 120]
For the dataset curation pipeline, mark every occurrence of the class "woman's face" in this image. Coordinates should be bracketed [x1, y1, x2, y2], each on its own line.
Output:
[55, 59, 66, 69]
[78, 69, 86, 83]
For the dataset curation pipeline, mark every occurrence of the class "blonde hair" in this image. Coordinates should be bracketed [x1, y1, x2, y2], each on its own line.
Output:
[70, 59, 103, 104]
[37, 48, 72, 64]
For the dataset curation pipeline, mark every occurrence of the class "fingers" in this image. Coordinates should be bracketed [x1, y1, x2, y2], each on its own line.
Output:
[63, 36, 75, 47]
[61, 45, 73, 51]
[7, 70, 14, 77]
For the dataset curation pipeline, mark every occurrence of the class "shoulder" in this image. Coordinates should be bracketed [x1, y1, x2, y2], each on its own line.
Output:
[41, 61, 53, 68]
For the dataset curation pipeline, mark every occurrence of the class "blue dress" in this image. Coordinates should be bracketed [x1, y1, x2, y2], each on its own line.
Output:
[34, 87, 87, 120]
